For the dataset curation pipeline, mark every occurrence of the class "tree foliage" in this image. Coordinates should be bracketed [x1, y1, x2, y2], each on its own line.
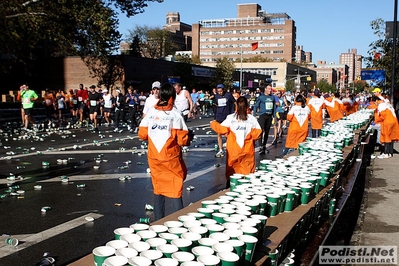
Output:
[126, 25, 178, 58]
[175, 54, 202, 65]
[0, 0, 162, 81]
[213, 57, 235, 90]
[364, 18, 399, 91]
[317, 79, 336, 93]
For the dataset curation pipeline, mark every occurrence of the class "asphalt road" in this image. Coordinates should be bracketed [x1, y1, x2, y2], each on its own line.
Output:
[0, 115, 284, 265]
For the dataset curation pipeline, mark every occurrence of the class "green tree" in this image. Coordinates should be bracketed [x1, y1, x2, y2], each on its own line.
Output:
[175, 54, 202, 65]
[317, 79, 336, 93]
[213, 57, 235, 90]
[364, 18, 399, 91]
[127, 25, 178, 58]
[285, 79, 295, 92]
[0, 0, 162, 76]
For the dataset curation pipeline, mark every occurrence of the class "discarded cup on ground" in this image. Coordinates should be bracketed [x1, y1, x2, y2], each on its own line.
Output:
[5, 238, 19, 246]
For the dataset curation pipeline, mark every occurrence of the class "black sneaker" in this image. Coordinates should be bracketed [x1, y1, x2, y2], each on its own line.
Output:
[271, 139, 277, 145]
[259, 147, 266, 155]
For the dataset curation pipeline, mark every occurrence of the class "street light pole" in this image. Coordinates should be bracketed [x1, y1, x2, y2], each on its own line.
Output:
[240, 45, 243, 91]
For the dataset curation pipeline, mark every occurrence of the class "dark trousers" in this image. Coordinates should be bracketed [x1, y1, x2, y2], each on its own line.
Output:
[114, 108, 124, 128]
[154, 194, 183, 221]
[258, 113, 273, 148]
[312, 129, 321, 138]
[128, 106, 137, 128]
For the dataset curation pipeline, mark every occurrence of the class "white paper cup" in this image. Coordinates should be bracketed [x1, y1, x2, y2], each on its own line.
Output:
[120, 233, 141, 244]
[164, 220, 184, 228]
[192, 246, 215, 257]
[188, 225, 208, 236]
[93, 246, 115, 266]
[145, 237, 167, 250]
[129, 241, 150, 253]
[114, 227, 134, 240]
[183, 220, 202, 228]
[156, 243, 179, 258]
[171, 238, 193, 252]
[140, 249, 163, 261]
[158, 232, 179, 243]
[223, 222, 241, 230]
[206, 223, 225, 234]
[128, 256, 152, 266]
[178, 215, 197, 223]
[154, 258, 179, 266]
[103, 255, 128, 266]
[115, 247, 138, 259]
[209, 232, 230, 242]
[181, 261, 205, 266]
[149, 225, 168, 234]
[197, 254, 221, 266]
[212, 242, 234, 253]
[130, 223, 149, 232]
[171, 251, 195, 263]
[199, 218, 217, 226]
[223, 229, 243, 239]
[198, 237, 219, 248]
[106, 240, 128, 250]
[168, 226, 188, 236]
[217, 251, 240, 265]
[137, 230, 157, 241]
[181, 232, 202, 244]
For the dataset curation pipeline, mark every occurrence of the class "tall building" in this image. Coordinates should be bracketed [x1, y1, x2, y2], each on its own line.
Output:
[189, 3, 296, 63]
[295, 45, 312, 64]
[339, 48, 362, 85]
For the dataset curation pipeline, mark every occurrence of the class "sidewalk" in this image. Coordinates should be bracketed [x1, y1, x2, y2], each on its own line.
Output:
[356, 142, 399, 251]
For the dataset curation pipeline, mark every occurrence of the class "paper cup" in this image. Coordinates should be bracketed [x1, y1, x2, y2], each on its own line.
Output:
[171, 238, 193, 252]
[172, 251, 195, 263]
[106, 240, 128, 250]
[238, 235, 258, 264]
[199, 218, 217, 226]
[128, 256, 152, 266]
[137, 230, 157, 241]
[145, 237, 167, 250]
[284, 191, 295, 212]
[223, 229, 243, 240]
[129, 241, 150, 253]
[300, 184, 312, 205]
[197, 254, 220, 266]
[212, 242, 234, 253]
[168, 226, 188, 237]
[188, 225, 208, 237]
[154, 258, 179, 266]
[201, 200, 217, 208]
[181, 232, 202, 246]
[158, 232, 179, 243]
[164, 221, 183, 228]
[93, 246, 115, 266]
[266, 194, 280, 217]
[115, 247, 138, 259]
[198, 237, 219, 248]
[181, 261, 205, 266]
[209, 232, 230, 242]
[240, 226, 258, 237]
[140, 249, 163, 261]
[206, 223, 225, 234]
[130, 223, 149, 232]
[149, 225, 168, 234]
[156, 243, 179, 258]
[103, 255, 128, 266]
[183, 219, 202, 228]
[217, 251, 240, 266]
[224, 239, 245, 258]
[178, 215, 196, 223]
[187, 212, 206, 220]
[319, 171, 330, 187]
[192, 246, 215, 257]
[212, 212, 228, 224]
[197, 208, 214, 218]
[120, 234, 141, 244]
[114, 227, 134, 240]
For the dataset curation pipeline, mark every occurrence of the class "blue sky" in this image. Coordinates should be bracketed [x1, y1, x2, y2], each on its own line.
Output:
[117, 0, 395, 65]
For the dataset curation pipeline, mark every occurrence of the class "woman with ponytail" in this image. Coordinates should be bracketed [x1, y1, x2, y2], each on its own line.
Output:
[211, 96, 262, 188]
[138, 82, 191, 220]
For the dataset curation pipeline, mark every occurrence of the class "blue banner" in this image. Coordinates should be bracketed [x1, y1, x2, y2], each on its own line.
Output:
[360, 70, 386, 87]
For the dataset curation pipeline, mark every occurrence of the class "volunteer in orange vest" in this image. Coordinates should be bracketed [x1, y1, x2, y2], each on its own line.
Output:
[307, 89, 324, 138]
[281, 94, 311, 156]
[375, 97, 399, 159]
[211, 96, 262, 188]
[324, 92, 344, 122]
[138, 82, 191, 220]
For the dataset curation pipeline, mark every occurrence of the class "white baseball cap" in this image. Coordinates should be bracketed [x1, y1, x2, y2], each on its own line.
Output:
[152, 81, 161, 89]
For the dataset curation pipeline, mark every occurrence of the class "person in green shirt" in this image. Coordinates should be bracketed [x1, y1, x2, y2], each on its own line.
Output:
[20, 83, 38, 130]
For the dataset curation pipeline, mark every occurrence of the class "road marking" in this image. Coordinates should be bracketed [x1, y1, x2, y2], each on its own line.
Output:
[0, 212, 103, 258]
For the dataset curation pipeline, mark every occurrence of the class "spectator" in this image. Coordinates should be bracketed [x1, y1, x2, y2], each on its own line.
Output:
[143, 81, 161, 117]
[138, 82, 191, 220]
[125, 86, 139, 133]
[113, 88, 125, 133]
[211, 96, 262, 188]
[214, 83, 236, 158]
[138, 91, 147, 113]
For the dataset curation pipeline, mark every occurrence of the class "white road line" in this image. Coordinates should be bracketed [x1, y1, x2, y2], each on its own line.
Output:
[0, 212, 103, 258]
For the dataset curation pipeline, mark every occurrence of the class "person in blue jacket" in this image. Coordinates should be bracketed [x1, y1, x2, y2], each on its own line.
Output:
[214, 84, 236, 157]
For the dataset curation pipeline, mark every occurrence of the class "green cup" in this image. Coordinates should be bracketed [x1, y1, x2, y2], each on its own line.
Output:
[212, 212, 228, 224]
[319, 171, 330, 187]
[268, 249, 279, 266]
[266, 194, 280, 217]
[197, 208, 214, 219]
[93, 246, 115, 266]
[156, 243, 179, 258]
[238, 235, 258, 264]
[284, 191, 295, 212]
[5, 238, 19, 246]
[277, 192, 287, 214]
[171, 238, 193, 252]
[218, 251, 240, 266]
[300, 184, 312, 205]
[329, 199, 336, 215]
[224, 239, 245, 258]
[230, 175, 243, 191]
